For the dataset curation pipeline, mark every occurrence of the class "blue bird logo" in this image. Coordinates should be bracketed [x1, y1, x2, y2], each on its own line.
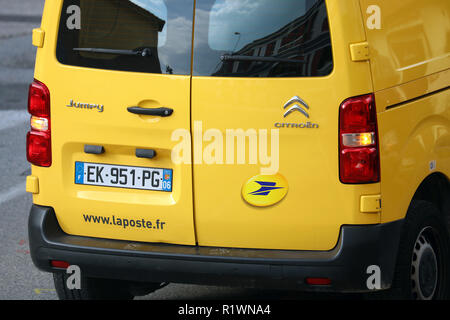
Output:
[249, 181, 283, 196]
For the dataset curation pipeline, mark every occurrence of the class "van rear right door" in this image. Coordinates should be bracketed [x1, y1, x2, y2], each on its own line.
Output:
[190, 0, 380, 251]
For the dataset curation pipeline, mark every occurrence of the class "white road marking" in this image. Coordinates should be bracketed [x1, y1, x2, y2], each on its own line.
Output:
[0, 110, 29, 131]
[0, 182, 26, 204]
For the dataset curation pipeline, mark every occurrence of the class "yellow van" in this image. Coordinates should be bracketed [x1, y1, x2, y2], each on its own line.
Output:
[26, 0, 450, 300]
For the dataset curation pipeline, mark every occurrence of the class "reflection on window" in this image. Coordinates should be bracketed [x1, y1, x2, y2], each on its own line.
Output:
[78, 0, 166, 66]
[57, 0, 193, 75]
[129, 0, 168, 45]
[196, 0, 333, 78]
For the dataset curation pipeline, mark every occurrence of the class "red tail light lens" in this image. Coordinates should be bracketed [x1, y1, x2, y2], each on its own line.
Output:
[27, 131, 52, 167]
[28, 80, 50, 118]
[27, 79, 51, 167]
[50, 260, 70, 269]
[339, 94, 379, 184]
[339, 94, 377, 133]
[306, 277, 332, 286]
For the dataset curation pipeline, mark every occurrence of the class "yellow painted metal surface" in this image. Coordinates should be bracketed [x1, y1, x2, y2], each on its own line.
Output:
[359, 0, 450, 224]
[377, 88, 450, 223]
[26, 176, 39, 194]
[359, 0, 450, 91]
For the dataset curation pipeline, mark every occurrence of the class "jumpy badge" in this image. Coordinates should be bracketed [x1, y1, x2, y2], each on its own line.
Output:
[242, 174, 288, 207]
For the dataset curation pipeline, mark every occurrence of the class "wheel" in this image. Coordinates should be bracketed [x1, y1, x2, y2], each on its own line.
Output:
[385, 200, 450, 300]
[53, 273, 165, 300]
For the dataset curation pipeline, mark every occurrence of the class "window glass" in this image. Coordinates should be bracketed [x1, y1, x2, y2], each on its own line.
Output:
[57, 0, 193, 75]
[56, 0, 333, 78]
[193, 0, 333, 77]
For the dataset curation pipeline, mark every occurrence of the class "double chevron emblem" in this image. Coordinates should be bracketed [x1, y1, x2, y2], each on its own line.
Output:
[283, 96, 310, 118]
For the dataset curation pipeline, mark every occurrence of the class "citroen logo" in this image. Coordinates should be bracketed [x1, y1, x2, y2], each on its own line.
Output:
[283, 96, 310, 118]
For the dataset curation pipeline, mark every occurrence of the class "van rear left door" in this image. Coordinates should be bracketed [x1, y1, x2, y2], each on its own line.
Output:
[32, 0, 197, 245]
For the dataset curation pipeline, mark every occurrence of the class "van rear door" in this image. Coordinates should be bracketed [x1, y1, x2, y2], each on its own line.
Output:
[190, 0, 378, 250]
[33, 0, 196, 245]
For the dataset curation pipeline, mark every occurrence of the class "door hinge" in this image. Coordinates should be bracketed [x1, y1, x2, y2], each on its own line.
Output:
[32, 28, 45, 48]
[360, 194, 381, 213]
[350, 42, 370, 62]
[26, 175, 40, 194]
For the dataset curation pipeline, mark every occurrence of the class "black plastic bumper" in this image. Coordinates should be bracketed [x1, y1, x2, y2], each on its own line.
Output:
[28, 205, 404, 292]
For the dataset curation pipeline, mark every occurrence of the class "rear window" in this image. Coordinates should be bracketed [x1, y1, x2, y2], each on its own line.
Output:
[57, 0, 194, 75]
[57, 0, 333, 78]
[193, 0, 333, 77]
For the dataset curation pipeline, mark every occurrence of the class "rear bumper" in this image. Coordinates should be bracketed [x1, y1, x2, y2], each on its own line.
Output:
[29, 205, 403, 293]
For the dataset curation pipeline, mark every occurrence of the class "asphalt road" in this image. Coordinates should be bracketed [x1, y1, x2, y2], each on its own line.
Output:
[0, 1, 356, 301]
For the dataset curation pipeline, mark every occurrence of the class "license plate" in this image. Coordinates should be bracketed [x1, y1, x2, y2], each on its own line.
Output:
[75, 162, 173, 192]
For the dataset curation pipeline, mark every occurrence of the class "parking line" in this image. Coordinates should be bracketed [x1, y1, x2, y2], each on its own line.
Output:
[0, 182, 26, 204]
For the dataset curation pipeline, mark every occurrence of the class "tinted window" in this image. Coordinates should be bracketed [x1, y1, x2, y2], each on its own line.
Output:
[57, 0, 333, 78]
[193, 0, 333, 77]
[57, 0, 193, 75]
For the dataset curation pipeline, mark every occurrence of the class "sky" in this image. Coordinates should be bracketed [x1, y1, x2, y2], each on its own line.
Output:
[208, 0, 308, 51]
[123, 0, 315, 74]
[129, 0, 167, 20]
[128, 0, 310, 51]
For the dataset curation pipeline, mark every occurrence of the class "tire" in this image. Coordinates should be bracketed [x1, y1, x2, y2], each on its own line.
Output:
[53, 273, 164, 300]
[382, 200, 450, 300]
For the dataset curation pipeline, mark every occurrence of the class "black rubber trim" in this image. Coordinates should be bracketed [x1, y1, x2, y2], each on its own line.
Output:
[84, 145, 105, 155]
[386, 86, 449, 110]
[28, 205, 404, 292]
[136, 149, 157, 159]
[127, 107, 173, 117]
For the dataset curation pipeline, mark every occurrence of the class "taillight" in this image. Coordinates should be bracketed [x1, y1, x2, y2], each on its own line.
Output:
[339, 94, 379, 184]
[305, 277, 332, 286]
[28, 80, 50, 117]
[27, 79, 51, 167]
[50, 260, 70, 269]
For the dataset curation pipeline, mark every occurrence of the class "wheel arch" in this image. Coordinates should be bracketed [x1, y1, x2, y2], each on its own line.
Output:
[411, 172, 450, 232]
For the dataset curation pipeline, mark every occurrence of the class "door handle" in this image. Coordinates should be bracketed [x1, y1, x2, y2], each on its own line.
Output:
[127, 107, 173, 117]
